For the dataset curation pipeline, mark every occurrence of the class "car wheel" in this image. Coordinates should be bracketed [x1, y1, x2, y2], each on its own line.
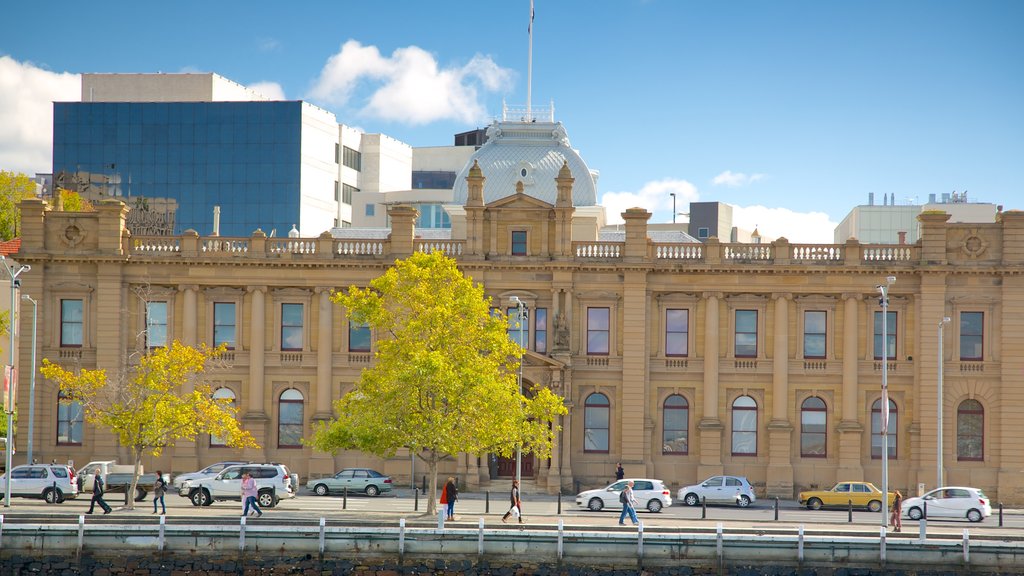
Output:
[365, 485, 380, 497]
[684, 493, 700, 507]
[737, 495, 751, 508]
[908, 507, 923, 521]
[43, 488, 60, 504]
[967, 509, 984, 523]
[867, 500, 882, 513]
[314, 484, 329, 496]
[190, 489, 210, 507]
[647, 499, 663, 513]
[588, 497, 604, 512]
[258, 489, 276, 508]
[808, 498, 823, 510]
[135, 488, 147, 502]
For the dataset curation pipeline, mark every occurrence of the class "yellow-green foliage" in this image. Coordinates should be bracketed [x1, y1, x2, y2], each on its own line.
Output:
[0, 170, 35, 240]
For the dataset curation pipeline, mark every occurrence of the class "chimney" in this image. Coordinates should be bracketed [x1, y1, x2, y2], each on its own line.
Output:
[868, 192, 874, 206]
[929, 193, 936, 204]
[897, 231, 906, 245]
[212, 205, 220, 236]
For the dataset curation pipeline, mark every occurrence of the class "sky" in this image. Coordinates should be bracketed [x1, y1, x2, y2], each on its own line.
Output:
[1, 0, 1021, 243]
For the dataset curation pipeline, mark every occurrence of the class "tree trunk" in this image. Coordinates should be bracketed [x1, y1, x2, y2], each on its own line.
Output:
[426, 457, 438, 515]
[125, 449, 144, 511]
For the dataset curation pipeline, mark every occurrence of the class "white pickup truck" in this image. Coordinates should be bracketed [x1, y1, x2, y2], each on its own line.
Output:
[76, 460, 161, 501]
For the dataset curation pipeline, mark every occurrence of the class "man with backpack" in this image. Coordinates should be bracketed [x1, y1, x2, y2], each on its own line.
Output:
[87, 474, 112, 514]
[618, 480, 638, 526]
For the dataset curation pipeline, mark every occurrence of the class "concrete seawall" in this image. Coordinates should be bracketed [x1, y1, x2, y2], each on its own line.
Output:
[2, 517, 1023, 574]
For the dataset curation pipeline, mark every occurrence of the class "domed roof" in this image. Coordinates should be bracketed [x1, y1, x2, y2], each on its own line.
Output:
[451, 120, 598, 206]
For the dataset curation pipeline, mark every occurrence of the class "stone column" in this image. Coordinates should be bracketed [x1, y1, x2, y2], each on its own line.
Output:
[766, 293, 794, 497]
[698, 292, 724, 479]
[308, 288, 336, 479]
[173, 284, 200, 475]
[836, 293, 864, 481]
[180, 285, 198, 347]
[244, 286, 269, 462]
[621, 270, 649, 473]
[998, 212, 1024, 502]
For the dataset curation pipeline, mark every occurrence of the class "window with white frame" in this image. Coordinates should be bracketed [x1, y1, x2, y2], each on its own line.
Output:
[731, 395, 757, 456]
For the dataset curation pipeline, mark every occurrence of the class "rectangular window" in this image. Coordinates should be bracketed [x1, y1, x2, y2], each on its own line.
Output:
[349, 320, 371, 352]
[57, 395, 84, 445]
[334, 181, 339, 202]
[587, 307, 610, 355]
[511, 230, 527, 256]
[534, 308, 548, 354]
[342, 183, 358, 204]
[697, 227, 710, 239]
[507, 306, 528, 348]
[735, 310, 758, 358]
[213, 302, 236, 350]
[281, 303, 303, 351]
[60, 299, 83, 347]
[873, 311, 897, 360]
[365, 204, 375, 217]
[335, 143, 339, 164]
[342, 146, 361, 171]
[960, 311, 983, 361]
[665, 309, 689, 357]
[145, 301, 168, 348]
[803, 310, 826, 359]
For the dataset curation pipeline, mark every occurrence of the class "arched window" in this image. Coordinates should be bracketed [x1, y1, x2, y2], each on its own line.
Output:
[210, 387, 236, 447]
[957, 399, 984, 461]
[731, 396, 757, 456]
[662, 395, 689, 455]
[278, 389, 304, 448]
[56, 391, 83, 445]
[583, 393, 609, 453]
[871, 398, 898, 459]
[800, 397, 827, 457]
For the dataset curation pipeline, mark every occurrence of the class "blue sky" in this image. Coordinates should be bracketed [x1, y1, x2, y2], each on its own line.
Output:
[1, 0, 1021, 242]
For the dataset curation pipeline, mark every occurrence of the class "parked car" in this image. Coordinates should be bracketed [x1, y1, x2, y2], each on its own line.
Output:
[677, 475, 756, 507]
[306, 468, 392, 496]
[902, 486, 991, 522]
[575, 479, 672, 513]
[173, 461, 248, 490]
[178, 463, 295, 508]
[799, 481, 895, 512]
[0, 464, 79, 503]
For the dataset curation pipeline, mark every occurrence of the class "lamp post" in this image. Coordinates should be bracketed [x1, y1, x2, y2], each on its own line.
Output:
[876, 275, 895, 527]
[670, 193, 677, 224]
[1, 255, 30, 508]
[937, 316, 951, 489]
[509, 296, 528, 486]
[21, 295, 37, 465]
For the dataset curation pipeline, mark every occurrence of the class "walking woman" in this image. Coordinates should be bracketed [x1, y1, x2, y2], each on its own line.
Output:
[152, 470, 167, 515]
[501, 479, 522, 523]
[241, 472, 263, 518]
[443, 477, 458, 520]
[890, 489, 903, 532]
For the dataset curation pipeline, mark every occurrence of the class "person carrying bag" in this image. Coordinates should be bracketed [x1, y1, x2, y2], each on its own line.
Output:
[501, 479, 523, 524]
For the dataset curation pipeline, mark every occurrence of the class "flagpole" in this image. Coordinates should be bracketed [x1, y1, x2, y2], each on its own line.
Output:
[527, 0, 534, 121]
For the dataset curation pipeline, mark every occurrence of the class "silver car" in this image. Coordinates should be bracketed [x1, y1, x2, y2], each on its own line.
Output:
[575, 479, 672, 513]
[677, 475, 756, 507]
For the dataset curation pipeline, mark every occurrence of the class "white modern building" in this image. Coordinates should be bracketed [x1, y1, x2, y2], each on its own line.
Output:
[834, 191, 1000, 244]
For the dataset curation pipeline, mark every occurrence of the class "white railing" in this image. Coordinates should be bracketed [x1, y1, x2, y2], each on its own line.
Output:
[791, 244, 843, 262]
[335, 240, 385, 256]
[416, 241, 464, 257]
[724, 244, 772, 261]
[131, 237, 181, 254]
[862, 245, 916, 262]
[202, 238, 249, 254]
[574, 242, 623, 258]
[654, 243, 703, 260]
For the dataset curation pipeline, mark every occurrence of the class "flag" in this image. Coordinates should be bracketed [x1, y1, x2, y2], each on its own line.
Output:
[529, 0, 534, 34]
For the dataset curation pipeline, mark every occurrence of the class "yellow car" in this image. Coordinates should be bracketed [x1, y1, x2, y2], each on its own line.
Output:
[798, 481, 896, 512]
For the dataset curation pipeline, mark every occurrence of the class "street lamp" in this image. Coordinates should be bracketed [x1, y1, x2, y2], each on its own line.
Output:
[937, 316, 951, 489]
[876, 275, 895, 527]
[509, 296, 528, 486]
[21, 295, 37, 465]
[670, 193, 677, 224]
[1, 255, 30, 508]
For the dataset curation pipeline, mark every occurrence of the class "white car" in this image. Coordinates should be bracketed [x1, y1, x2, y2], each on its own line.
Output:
[172, 461, 248, 490]
[902, 486, 991, 522]
[178, 463, 295, 508]
[677, 475, 757, 507]
[575, 479, 672, 513]
[0, 464, 79, 503]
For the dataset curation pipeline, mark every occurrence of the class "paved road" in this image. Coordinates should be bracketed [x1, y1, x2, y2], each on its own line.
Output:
[2, 488, 1019, 536]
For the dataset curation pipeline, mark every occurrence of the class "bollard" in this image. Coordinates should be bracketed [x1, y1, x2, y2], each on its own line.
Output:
[963, 528, 970, 563]
[999, 502, 1004, 527]
[702, 496, 707, 519]
[773, 497, 779, 521]
[923, 500, 928, 520]
[557, 492, 562, 515]
[437, 506, 446, 529]
[414, 487, 419, 512]
[485, 491, 489, 514]
[557, 519, 564, 560]
[239, 515, 246, 551]
[575, 479, 580, 494]
[318, 517, 326, 555]
[52, 481, 58, 505]
[797, 525, 805, 562]
[477, 517, 485, 556]
[158, 514, 166, 552]
[879, 526, 886, 563]
[422, 476, 427, 492]
[398, 518, 406, 556]
[848, 499, 853, 523]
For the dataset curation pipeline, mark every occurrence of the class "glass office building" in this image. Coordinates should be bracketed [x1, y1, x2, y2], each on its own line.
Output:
[53, 101, 304, 237]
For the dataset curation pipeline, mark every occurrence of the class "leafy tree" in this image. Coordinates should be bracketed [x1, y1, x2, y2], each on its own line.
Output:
[58, 188, 94, 212]
[40, 341, 258, 508]
[0, 170, 36, 240]
[309, 251, 567, 515]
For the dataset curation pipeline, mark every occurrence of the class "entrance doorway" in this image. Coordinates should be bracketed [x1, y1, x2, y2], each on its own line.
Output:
[495, 454, 533, 478]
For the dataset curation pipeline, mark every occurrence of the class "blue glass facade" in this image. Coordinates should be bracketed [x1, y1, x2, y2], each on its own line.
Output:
[53, 101, 303, 237]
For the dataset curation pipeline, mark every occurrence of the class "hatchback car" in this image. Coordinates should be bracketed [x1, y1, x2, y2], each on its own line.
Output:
[306, 468, 392, 496]
[178, 463, 295, 508]
[172, 460, 248, 490]
[575, 479, 672, 513]
[902, 486, 991, 522]
[799, 481, 895, 512]
[677, 475, 756, 507]
[0, 464, 79, 503]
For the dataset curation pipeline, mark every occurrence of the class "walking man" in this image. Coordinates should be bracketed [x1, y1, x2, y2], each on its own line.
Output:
[241, 472, 263, 518]
[152, 470, 167, 515]
[87, 474, 112, 514]
[618, 480, 639, 526]
[501, 479, 523, 524]
[615, 462, 624, 481]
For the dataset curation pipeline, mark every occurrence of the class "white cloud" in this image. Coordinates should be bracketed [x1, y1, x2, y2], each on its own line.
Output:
[731, 205, 837, 244]
[308, 40, 513, 125]
[247, 81, 286, 100]
[713, 170, 766, 187]
[0, 56, 79, 174]
[601, 178, 699, 225]
[258, 38, 281, 53]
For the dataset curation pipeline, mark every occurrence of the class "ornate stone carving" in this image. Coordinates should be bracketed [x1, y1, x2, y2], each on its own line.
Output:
[960, 229, 989, 258]
[60, 220, 86, 248]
